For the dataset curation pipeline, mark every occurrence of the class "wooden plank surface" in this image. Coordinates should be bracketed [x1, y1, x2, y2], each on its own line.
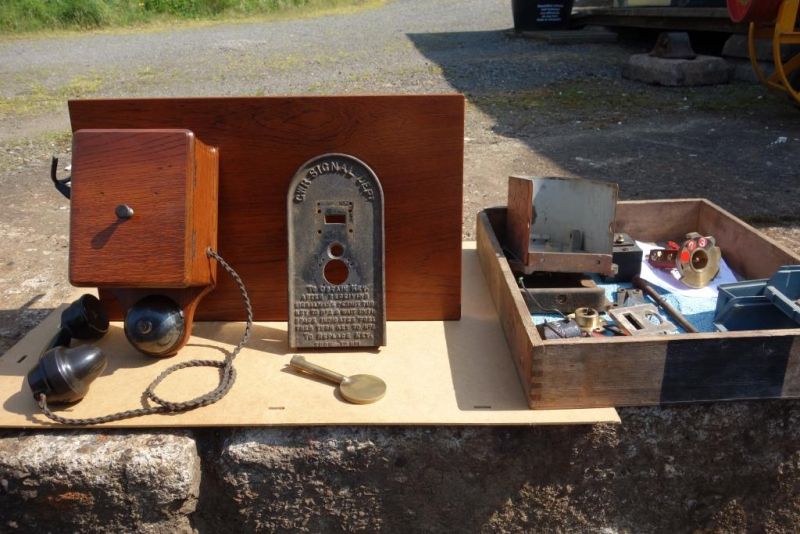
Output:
[69, 96, 465, 321]
[0, 243, 619, 428]
[505, 176, 533, 265]
[783, 338, 800, 397]
[476, 209, 541, 405]
[536, 339, 668, 408]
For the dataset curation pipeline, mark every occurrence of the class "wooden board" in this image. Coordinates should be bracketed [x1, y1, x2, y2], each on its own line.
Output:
[68, 96, 465, 321]
[570, 7, 748, 33]
[477, 200, 800, 409]
[0, 244, 618, 428]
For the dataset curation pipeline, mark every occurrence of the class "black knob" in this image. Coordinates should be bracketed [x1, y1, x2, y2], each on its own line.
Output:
[115, 204, 134, 220]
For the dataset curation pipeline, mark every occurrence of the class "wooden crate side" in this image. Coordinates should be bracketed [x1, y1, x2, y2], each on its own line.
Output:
[697, 199, 800, 279]
[476, 211, 540, 400]
[532, 329, 800, 408]
[534, 340, 667, 408]
[615, 199, 702, 242]
[657, 333, 796, 403]
[505, 177, 533, 265]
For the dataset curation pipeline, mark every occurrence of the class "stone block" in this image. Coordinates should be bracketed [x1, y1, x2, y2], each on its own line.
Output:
[0, 430, 199, 533]
[204, 402, 800, 532]
[728, 58, 773, 83]
[723, 33, 800, 62]
[209, 426, 616, 532]
[622, 53, 732, 86]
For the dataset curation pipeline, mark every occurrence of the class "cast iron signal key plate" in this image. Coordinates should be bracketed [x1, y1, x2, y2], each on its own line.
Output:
[287, 153, 386, 348]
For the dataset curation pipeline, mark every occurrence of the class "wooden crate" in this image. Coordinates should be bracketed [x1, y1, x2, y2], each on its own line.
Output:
[476, 199, 800, 409]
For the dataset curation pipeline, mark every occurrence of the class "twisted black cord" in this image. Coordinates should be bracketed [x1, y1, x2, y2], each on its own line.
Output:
[36, 248, 252, 425]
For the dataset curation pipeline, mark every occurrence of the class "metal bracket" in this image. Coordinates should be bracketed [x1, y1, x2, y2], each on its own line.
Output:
[613, 288, 646, 308]
[50, 156, 71, 199]
[608, 304, 677, 336]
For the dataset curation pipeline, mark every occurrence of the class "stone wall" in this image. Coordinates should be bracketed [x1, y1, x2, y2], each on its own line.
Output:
[2, 400, 799, 532]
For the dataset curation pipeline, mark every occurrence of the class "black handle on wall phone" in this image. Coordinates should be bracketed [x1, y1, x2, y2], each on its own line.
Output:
[50, 156, 71, 199]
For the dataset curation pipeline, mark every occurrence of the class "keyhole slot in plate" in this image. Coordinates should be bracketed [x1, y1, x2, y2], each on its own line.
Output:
[325, 212, 347, 224]
[324, 259, 349, 285]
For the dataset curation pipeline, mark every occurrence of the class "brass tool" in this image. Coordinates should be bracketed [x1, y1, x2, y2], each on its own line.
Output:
[676, 233, 721, 288]
[633, 276, 698, 333]
[572, 307, 603, 334]
[649, 233, 721, 288]
[289, 355, 386, 404]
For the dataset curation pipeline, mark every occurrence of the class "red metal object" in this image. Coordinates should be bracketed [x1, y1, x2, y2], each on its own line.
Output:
[728, 0, 783, 23]
[648, 249, 679, 269]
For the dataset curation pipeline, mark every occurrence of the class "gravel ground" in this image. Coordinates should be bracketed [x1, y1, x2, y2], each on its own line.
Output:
[1, 1, 799, 530]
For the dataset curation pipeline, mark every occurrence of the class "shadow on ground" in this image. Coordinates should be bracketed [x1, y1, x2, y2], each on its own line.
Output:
[408, 29, 800, 222]
[0, 295, 52, 355]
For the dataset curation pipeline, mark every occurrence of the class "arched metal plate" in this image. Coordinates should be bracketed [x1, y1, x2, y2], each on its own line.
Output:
[287, 153, 386, 348]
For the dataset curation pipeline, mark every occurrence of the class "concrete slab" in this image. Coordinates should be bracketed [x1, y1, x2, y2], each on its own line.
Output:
[622, 53, 732, 86]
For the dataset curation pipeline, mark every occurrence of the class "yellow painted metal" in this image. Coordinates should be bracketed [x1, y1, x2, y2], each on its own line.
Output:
[748, 0, 800, 105]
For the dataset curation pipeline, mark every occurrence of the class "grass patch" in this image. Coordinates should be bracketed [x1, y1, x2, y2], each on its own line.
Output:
[0, 75, 104, 119]
[0, 129, 72, 174]
[0, 0, 382, 34]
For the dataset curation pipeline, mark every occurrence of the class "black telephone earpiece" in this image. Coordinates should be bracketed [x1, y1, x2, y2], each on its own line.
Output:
[27, 294, 109, 403]
[28, 249, 250, 425]
[27, 293, 188, 404]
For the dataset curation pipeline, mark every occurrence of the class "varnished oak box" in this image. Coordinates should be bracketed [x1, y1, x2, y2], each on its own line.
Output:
[477, 199, 800, 409]
[69, 129, 218, 288]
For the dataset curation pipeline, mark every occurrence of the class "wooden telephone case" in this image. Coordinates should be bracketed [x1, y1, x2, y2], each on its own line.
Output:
[68, 129, 219, 356]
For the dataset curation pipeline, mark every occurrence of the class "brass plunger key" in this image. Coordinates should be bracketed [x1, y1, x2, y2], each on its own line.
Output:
[289, 355, 386, 404]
